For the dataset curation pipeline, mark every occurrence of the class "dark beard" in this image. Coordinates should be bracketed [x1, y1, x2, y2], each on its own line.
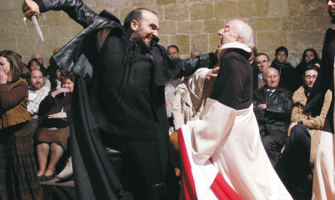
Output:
[136, 38, 151, 51]
[133, 32, 152, 51]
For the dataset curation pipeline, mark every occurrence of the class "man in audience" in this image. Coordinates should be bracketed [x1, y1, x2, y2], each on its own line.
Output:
[33, 53, 43, 65]
[166, 45, 182, 134]
[167, 45, 180, 59]
[28, 69, 50, 129]
[253, 53, 270, 90]
[190, 48, 202, 58]
[253, 67, 293, 168]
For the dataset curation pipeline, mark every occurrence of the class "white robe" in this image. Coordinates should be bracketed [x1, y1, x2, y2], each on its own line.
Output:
[312, 131, 335, 200]
[183, 98, 292, 200]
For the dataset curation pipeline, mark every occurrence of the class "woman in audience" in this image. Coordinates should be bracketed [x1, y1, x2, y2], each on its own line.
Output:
[48, 65, 62, 89]
[27, 58, 41, 71]
[280, 64, 331, 199]
[294, 49, 320, 91]
[27, 58, 51, 89]
[35, 73, 75, 181]
[0, 50, 43, 199]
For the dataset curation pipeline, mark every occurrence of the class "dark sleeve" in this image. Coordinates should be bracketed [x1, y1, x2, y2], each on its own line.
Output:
[34, 0, 99, 28]
[153, 44, 218, 86]
[38, 93, 56, 117]
[0, 81, 28, 110]
[209, 52, 245, 109]
[252, 93, 266, 123]
[266, 91, 293, 118]
[320, 29, 334, 93]
[179, 53, 218, 77]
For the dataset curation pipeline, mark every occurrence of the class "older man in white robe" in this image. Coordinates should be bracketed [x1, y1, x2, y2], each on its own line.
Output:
[177, 20, 292, 200]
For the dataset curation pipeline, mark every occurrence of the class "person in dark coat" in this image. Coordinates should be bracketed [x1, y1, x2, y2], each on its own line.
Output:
[23, 1, 218, 200]
[270, 46, 296, 92]
[253, 67, 293, 168]
[35, 73, 74, 181]
[309, 1, 335, 198]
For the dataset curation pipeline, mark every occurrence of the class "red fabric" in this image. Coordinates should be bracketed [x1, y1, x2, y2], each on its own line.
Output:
[178, 128, 243, 200]
[179, 128, 197, 200]
[212, 173, 243, 200]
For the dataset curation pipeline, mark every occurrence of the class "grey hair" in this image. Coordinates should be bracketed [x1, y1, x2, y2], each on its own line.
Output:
[231, 20, 254, 48]
[190, 48, 202, 57]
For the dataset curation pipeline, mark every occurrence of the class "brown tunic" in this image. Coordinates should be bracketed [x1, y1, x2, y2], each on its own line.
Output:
[0, 78, 43, 200]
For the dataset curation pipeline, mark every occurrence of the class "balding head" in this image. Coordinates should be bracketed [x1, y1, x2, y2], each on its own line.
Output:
[217, 20, 254, 48]
[33, 53, 43, 65]
[264, 67, 280, 90]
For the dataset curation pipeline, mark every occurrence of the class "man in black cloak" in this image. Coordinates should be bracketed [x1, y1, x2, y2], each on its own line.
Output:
[23, 0, 218, 199]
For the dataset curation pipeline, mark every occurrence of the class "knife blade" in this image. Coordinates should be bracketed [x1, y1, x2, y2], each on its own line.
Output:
[31, 15, 44, 41]
[23, 14, 45, 42]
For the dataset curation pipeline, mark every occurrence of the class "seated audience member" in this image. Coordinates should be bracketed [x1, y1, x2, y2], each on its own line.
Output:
[48, 65, 62, 89]
[294, 49, 320, 91]
[27, 69, 50, 129]
[270, 46, 295, 92]
[280, 64, 331, 199]
[32, 53, 47, 75]
[27, 58, 51, 89]
[253, 67, 293, 167]
[165, 45, 183, 133]
[190, 48, 202, 58]
[35, 73, 75, 181]
[253, 53, 270, 90]
[167, 45, 180, 59]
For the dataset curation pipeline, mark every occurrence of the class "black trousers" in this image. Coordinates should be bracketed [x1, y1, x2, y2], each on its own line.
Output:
[100, 131, 168, 200]
[280, 124, 311, 197]
[261, 134, 282, 167]
[281, 124, 311, 177]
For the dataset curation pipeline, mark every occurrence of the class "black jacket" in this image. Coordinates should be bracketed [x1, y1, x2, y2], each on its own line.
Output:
[270, 60, 296, 93]
[253, 86, 293, 145]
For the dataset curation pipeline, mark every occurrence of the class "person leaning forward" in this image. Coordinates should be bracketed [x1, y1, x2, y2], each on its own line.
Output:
[23, 1, 218, 200]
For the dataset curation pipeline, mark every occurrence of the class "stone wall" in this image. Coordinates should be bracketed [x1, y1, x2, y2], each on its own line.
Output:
[0, 0, 331, 67]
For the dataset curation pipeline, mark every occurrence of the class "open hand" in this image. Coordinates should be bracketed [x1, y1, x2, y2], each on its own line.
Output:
[0, 67, 8, 84]
[205, 66, 219, 83]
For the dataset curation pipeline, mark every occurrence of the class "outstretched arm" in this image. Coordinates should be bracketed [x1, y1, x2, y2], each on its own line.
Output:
[23, 0, 99, 28]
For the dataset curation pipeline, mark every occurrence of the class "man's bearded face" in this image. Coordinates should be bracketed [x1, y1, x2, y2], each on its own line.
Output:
[133, 27, 156, 50]
[132, 11, 159, 50]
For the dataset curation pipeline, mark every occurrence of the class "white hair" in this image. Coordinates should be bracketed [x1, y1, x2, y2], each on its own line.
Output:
[231, 20, 254, 48]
